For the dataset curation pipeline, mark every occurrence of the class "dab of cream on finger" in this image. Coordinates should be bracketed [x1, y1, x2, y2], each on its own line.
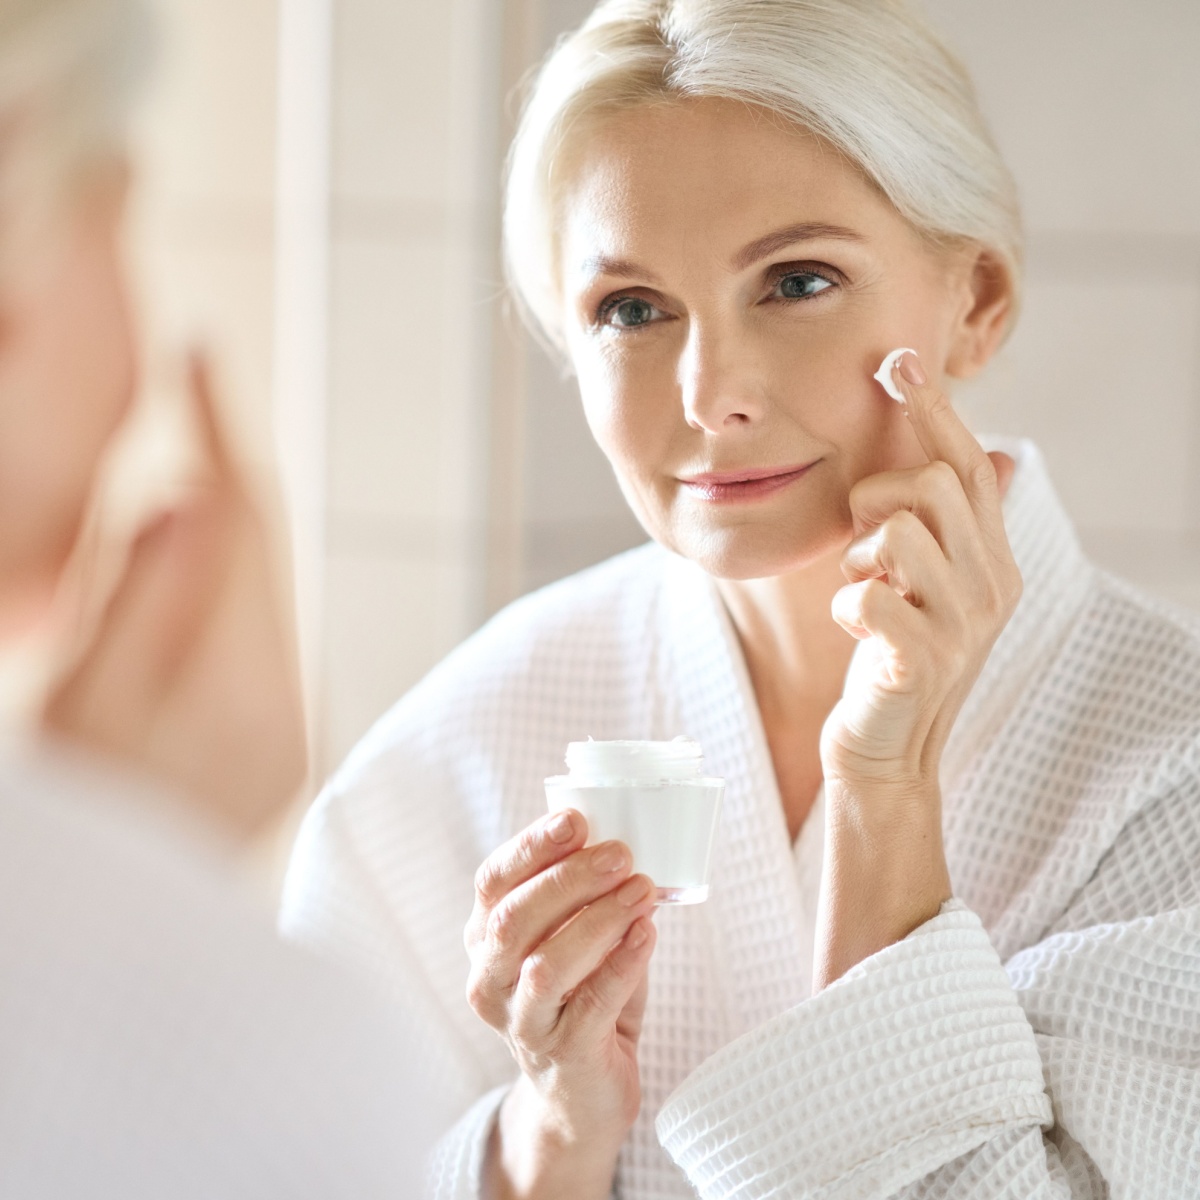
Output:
[873, 347, 918, 403]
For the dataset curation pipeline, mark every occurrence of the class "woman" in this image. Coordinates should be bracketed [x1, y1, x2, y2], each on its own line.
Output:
[282, 1, 1200, 1197]
[0, 1, 444, 1193]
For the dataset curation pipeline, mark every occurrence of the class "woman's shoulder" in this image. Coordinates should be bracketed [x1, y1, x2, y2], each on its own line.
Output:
[328, 541, 672, 799]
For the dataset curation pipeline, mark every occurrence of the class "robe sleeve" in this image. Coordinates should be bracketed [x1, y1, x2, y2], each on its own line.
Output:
[425, 1085, 511, 1199]
[655, 898, 1200, 1199]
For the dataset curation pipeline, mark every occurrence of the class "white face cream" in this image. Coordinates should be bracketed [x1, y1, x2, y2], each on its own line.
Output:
[873, 346, 918, 402]
[545, 737, 725, 905]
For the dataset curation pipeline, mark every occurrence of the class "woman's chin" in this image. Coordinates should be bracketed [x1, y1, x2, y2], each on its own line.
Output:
[666, 522, 848, 583]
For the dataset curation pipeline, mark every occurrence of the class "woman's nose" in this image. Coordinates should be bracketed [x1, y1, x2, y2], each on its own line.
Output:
[678, 329, 765, 433]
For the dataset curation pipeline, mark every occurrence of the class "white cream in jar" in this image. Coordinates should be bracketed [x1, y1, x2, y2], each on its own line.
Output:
[544, 737, 725, 905]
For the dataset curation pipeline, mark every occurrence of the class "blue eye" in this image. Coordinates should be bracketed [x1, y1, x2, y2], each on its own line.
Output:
[605, 297, 660, 328]
[777, 272, 833, 300]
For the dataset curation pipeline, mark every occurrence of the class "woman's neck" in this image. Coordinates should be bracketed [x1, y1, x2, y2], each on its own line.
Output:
[716, 550, 856, 840]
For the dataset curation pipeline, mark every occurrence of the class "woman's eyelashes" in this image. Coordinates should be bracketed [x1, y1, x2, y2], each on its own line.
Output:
[766, 263, 841, 303]
[595, 293, 668, 330]
[590, 262, 842, 331]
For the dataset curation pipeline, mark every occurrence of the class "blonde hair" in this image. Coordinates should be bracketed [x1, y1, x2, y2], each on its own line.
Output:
[504, 0, 1022, 355]
[0, 0, 150, 265]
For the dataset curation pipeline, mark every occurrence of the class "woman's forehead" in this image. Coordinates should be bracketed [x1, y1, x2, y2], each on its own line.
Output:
[558, 99, 905, 288]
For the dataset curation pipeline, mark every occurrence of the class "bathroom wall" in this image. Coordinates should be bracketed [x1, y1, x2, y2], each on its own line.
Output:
[130, 0, 279, 459]
[512, 0, 645, 595]
[314, 0, 510, 774]
[925, 0, 1200, 611]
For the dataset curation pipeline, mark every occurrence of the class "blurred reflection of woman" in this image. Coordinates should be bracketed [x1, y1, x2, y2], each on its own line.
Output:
[0, 1, 446, 1194]
[283, 2, 1200, 1197]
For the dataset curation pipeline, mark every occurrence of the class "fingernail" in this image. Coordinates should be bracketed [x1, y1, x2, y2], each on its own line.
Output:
[625, 921, 649, 949]
[546, 812, 575, 843]
[593, 843, 629, 873]
[898, 351, 927, 387]
[617, 876, 651, 906]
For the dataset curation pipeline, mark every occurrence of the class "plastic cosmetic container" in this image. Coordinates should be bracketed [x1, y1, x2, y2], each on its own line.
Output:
[545, 738, 725, 905]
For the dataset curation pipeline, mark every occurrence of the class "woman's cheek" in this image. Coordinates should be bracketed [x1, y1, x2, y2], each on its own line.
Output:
[576, 365, 682, 542]
[578, 356, 657, 474]
[575, 366, 624, 462]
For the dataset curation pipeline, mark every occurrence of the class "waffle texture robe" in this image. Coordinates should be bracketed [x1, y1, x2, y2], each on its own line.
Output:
[281, 441, 1200, 1199]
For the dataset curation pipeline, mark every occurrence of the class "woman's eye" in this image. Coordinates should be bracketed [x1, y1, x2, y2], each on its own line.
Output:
[604, 297, 661, 328]
[776, 272, 834, 300]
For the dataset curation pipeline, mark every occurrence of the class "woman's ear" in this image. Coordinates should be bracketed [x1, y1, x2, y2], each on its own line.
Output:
[944, 246, 1015, 380]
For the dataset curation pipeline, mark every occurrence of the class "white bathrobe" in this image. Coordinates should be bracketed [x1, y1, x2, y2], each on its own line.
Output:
[281, 441, 1200, 1199]
[0, 738, 446, 1199]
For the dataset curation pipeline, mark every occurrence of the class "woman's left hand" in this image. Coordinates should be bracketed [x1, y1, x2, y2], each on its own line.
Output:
[815, 351, 1021, 987]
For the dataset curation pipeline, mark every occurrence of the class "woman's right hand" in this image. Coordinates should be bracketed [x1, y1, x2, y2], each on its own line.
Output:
[42, 354, 306, 842]
[465, 808, 658, 1200]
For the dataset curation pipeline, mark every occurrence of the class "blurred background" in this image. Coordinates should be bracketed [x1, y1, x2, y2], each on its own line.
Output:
[131, 0, 1200, 809]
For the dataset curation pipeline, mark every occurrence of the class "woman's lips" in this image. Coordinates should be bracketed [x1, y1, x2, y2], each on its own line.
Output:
[678, 461, 819, 503]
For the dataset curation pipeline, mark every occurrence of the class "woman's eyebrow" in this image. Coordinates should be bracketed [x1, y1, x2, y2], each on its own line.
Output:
[578, 254, 663, 286]
[731, 222, 865, 271]
[578, 222, 864, 286]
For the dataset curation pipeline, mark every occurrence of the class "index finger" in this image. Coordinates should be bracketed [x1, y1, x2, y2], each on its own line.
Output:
[186, 350, 236, 482]
[890, 350, 1006, 540]
[472, 809, 587, 909]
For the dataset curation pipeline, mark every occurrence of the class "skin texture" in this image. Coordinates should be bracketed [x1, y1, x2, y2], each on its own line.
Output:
[473, 98, 1019, 1200]
[0, 159, 306, 843]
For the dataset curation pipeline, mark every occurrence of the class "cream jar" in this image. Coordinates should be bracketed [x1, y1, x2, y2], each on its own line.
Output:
[544, 737, 724, 905]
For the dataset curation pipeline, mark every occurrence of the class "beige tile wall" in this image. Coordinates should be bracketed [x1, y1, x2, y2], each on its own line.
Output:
[130, 0, 279, 456]
[922, 0, 1200, 610]
[318, 0, 503, 771]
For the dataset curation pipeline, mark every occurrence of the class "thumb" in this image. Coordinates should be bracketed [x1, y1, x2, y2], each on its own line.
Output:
[988, 451, 1016, 501]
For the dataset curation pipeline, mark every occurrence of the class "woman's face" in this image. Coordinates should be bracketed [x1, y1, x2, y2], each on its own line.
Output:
[560, 98, 996, 580]
[0, 164, 137, 632]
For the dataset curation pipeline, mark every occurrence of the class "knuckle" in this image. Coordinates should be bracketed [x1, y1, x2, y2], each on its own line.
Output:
[475, 827, 540, 905]
[982, 566, 1022, 618]
[885, 507, 924, 547]
[841, 538, 872, 582]
[985, 573, 1010, 611]
[923, 391, 957, 429]
[487, 898, 520, 950]
[541, 857, 578, 903]
[570, 976, 612, 1022]
[520, 953, 559, 1003]
[465, 968, 496, 1021]
[473, 858, 501, 905]
[921, 458, 960, 499]
[968, 456, 998, 493]
[604, 939, 635, 984]
[859, 577, 890, 617]
[572, 935, 642, 1022]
